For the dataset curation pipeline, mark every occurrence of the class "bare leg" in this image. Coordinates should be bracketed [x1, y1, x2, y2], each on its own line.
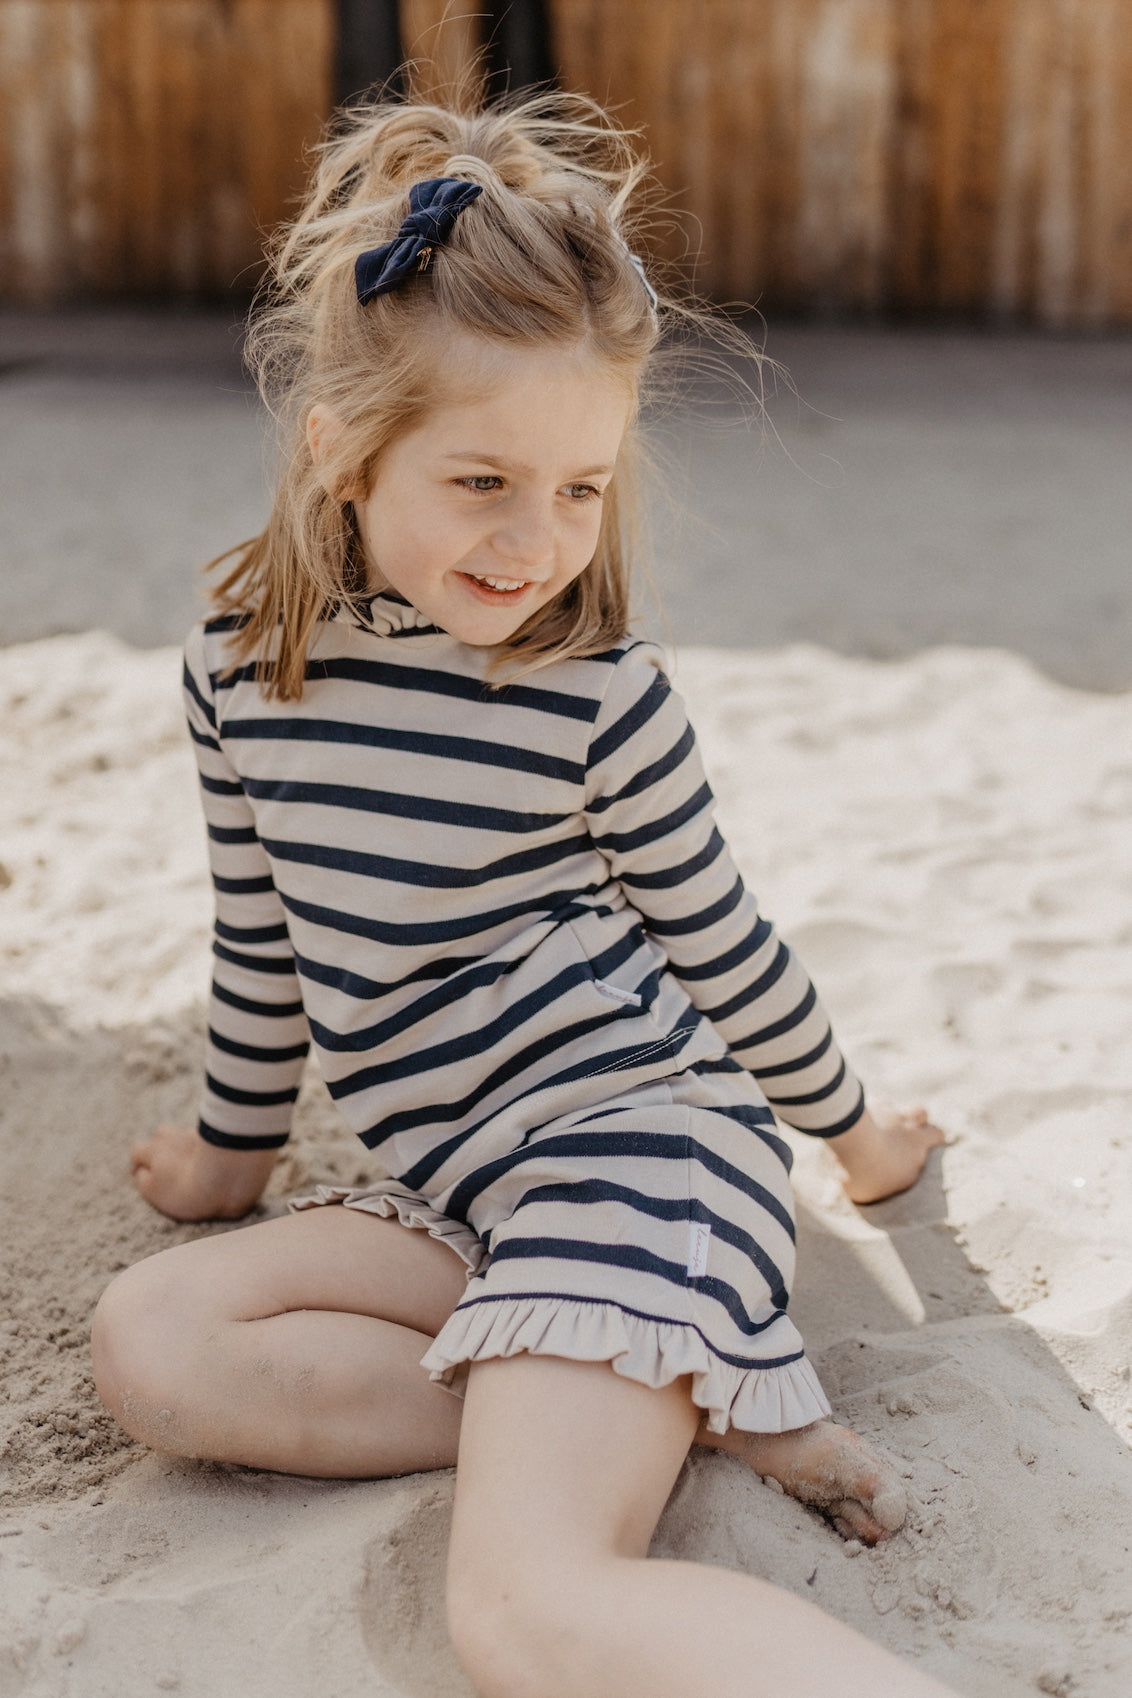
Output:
[447, 1355, 958, 1698]
[91, 1207, 468, 1475]
[95, 1207, 913, 1543]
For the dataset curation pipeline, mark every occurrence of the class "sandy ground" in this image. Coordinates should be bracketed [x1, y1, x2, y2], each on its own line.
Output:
[0, 629, 1130, 1698]
[1, 312, 1130, 1693]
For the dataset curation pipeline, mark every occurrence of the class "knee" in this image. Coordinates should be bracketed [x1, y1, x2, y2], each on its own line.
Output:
[447, 1551, 583, 1698]
[446, 1565, 530, 1698]
[90, 1253, 197, 1445]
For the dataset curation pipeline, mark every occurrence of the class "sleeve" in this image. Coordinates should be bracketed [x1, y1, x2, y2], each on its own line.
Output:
[583, 644, 865, 1138]
[183, 626, 311, 1149]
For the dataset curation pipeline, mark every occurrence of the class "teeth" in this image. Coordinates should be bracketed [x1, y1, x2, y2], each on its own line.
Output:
[470, 574, 526, 591]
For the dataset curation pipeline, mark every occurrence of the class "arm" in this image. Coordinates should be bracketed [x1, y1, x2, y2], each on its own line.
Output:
[584, 647, 942, 1197]
[133, 626, 312, 1221]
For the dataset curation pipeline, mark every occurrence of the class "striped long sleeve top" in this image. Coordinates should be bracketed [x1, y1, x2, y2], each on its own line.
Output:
[184, 592, 865, 1185]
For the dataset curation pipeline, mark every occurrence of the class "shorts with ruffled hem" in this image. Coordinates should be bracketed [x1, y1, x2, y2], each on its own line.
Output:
[291, 1061, 829, 1436]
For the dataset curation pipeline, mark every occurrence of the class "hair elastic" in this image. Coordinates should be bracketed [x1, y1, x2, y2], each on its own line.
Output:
[355, 177, 484, 304]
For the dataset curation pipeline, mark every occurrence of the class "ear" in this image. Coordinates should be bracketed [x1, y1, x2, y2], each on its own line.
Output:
[306, 405, 359, 500]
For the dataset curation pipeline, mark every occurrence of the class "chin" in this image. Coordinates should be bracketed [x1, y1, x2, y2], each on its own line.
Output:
[457, 620, 527, 647]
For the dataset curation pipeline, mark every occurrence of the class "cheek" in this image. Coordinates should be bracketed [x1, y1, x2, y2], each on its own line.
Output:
[359, 502, 447, 569]
[569, 507, 606, 569]
[351, 500, 382, 557]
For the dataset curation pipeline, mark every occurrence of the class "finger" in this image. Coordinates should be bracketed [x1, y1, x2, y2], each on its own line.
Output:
[129, 1137, 161, 1171]
[130, 1123, 181, 1168]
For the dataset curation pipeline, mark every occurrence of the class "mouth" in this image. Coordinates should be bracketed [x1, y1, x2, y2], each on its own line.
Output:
[459, 572, 534, 605]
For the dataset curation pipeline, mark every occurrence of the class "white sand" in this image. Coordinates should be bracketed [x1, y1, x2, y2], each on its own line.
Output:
[1, 632, 1129, 1697]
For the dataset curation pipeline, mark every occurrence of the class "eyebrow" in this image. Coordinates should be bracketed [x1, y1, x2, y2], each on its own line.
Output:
[441, 452, 616, 478]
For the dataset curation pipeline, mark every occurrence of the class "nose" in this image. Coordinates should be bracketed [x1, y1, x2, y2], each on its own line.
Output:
[491, 492, 554, 571]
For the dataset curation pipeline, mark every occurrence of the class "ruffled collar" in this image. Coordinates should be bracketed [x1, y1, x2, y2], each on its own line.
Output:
[331, 588, 440, 638]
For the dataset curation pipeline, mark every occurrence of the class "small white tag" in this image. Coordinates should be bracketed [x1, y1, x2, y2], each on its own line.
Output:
[687, 1222, 711, 1278]
[593, 979, 642, 1008]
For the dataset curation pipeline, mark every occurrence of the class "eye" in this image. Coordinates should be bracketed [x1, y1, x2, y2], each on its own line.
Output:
[460, 475, 502, 493]
[563, 482, 602, 502]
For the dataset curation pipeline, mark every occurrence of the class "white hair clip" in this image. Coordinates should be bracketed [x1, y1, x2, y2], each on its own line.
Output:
[616, 238, 659, 311]
[627, 250, 659, 310]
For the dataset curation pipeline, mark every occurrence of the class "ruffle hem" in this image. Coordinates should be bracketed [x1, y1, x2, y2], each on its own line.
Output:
[289, 1182, 488, 1280]
[421, 1295, 831, 1436]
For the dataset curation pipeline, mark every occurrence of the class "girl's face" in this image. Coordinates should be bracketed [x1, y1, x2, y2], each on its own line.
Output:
[315, 337, 633, 646]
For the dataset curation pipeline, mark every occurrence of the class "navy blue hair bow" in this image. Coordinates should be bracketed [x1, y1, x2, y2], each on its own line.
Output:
[355, 177, 484, 304]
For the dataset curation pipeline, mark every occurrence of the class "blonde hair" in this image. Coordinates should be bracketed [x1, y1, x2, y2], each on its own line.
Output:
[210, 83, 707, 697]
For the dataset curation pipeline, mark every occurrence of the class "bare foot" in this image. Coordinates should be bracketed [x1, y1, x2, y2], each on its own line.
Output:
[700, 1419, 907, 1544]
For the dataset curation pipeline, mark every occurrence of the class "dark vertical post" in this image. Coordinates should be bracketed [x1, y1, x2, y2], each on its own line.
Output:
[484, 1, 556, 94]
[335, 0, 404, 105]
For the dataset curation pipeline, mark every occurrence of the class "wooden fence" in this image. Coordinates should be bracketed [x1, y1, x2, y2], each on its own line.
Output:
[0, 0, 333, 302]
[552, 0, 1132, 327]
[2, 0, 1130, 324]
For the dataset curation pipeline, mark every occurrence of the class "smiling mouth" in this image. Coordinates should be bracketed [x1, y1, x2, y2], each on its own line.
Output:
[460, 573, 532, 599]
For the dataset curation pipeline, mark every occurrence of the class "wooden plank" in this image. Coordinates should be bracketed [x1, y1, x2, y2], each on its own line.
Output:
[0, 0, 334, 303]
[549, 0, 1132, 327]
[992, 0, 1132, 327]
[397, 0, 484, 97]
[913, 0, 1009, 315]
[0, 2, 76, 299]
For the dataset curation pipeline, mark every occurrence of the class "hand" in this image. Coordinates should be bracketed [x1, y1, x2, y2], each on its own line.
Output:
[825, 1102, 945, 1205]
[130, 1122, 279, 1222]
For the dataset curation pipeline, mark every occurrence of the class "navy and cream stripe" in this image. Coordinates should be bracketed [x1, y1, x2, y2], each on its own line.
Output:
[185, 594, 864, 1168]
[187, 590, 863, 1431]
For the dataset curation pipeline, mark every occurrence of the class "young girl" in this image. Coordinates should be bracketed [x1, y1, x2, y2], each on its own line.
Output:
[93, 88, 955, 1697]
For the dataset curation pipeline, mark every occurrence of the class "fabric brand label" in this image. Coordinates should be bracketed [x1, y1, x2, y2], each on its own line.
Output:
[593, 979, 643, 1008]
[687, 1221, 712, 1278]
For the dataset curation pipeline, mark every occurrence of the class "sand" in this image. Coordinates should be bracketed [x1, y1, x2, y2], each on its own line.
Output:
[1, 630, 1130, 1698]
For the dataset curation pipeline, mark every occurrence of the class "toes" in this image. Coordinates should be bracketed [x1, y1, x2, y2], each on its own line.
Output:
[870, 1476, 908, 1532]
[741, 1421, 909, 1544]
[819, 1433, 908, 1538]
[831, 1503, 903, 1545]
[835, 1452, 907, 1535]
[828, 1499, 889, 1545]
[823, 1468, 905, 1545]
